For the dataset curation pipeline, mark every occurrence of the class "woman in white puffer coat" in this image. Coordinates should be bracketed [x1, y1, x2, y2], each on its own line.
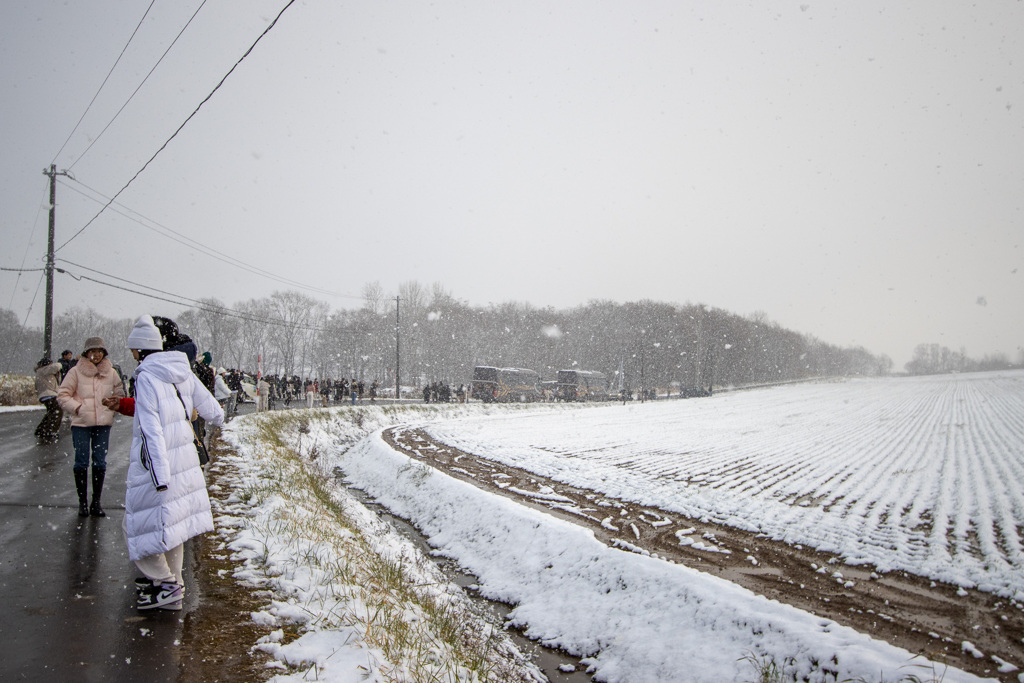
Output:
[123, 315, 224, 611]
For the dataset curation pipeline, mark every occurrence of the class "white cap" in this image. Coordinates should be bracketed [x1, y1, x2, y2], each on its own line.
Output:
[126, 315, 163, 350]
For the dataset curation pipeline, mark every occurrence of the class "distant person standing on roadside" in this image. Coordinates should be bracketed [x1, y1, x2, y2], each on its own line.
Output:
[225, 370, 240, 415]
[58, 349, 75, 379]
[56, 337, 125, 517]
[33, 357, 63, 440]
[194, 352, 215, 392]
[213, 368, 232, 412]
[123, 315, 224, 611]
[58, 349, 75, 428]
[257, 375, 270, 412]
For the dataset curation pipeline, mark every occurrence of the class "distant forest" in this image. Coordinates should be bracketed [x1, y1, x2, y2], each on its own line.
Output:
[0, 282, 1016, 387]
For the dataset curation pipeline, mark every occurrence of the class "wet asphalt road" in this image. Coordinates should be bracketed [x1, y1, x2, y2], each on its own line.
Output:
[0, 397, 418, 681]
[0, 407, 210, 682]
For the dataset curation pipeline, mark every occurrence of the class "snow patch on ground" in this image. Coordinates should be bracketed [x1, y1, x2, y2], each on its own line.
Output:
[332, 428, 989, 683]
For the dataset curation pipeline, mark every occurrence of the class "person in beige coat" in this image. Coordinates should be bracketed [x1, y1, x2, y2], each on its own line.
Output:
[57, 336, 125, 517]
[33, 357, 63, 439]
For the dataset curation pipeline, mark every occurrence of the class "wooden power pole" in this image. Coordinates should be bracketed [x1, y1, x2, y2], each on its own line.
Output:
[394, 296, 401, 401]
[42, 164, 66, 359]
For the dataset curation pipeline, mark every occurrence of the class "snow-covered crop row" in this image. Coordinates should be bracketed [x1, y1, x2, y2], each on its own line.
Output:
[423, 370, 1024, 598]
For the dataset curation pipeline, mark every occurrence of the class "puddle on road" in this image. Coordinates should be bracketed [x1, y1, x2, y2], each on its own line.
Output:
[344, 484, 594, 683]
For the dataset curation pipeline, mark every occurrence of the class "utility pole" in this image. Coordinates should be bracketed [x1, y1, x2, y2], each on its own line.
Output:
[42, 164, 69, 359]
[394, 296, 401, 401]
[640, 337, 646, 403]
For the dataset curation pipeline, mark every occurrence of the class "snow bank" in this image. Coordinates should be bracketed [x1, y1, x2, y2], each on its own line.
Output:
[333, 429, 991, 683]
[217, 409, 545, 683]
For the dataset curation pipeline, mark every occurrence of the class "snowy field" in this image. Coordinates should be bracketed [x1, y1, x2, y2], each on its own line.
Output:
[219, 371, 1024, 682]
[422, 371, 1024, 600]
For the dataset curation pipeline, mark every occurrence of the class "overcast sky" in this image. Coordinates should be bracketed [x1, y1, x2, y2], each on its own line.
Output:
[2, 1, 1021, 367]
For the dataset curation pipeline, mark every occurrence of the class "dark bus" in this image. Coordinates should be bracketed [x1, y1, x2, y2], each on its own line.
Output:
[471, 366, 542, 403]
[556, 369, 609, 402]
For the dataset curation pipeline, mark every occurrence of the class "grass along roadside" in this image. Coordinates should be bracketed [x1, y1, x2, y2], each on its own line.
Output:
[187, 402, 994, 682]
[0, 374, 35, 406]
[208, 407, 544, 682]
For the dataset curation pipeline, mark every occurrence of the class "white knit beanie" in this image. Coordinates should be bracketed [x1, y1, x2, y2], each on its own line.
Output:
[126, 315, 164, 350]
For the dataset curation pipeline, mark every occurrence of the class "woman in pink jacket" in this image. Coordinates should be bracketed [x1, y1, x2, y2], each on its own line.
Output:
[57, 336, 125, 517]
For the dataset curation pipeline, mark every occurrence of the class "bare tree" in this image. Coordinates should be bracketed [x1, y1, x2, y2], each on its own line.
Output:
[1, 308, 42, 373]
[361, 281, 386, 316]
[230, 298, 273, 372]
[265, 291, 326, 377]
[179, 298, 238, 365]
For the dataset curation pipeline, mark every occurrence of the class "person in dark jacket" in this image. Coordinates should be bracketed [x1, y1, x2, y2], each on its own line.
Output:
[194, 352, 216, 393]
[59, 350, 75, 379]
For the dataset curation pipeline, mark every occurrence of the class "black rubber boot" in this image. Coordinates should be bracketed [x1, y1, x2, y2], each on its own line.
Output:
[74, 469, 89, 517]
[89, 468, 106, 517]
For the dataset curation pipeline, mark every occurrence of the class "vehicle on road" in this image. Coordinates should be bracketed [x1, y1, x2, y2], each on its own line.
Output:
[556, 369, 609, 401]
[471, 366, 542, 403]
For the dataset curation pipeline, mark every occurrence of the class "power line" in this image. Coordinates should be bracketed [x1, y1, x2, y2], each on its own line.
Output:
[57, 177, 360, 301]
[68, 0, 207, 171]
[5, 181, 52, 313]
[51, 0, 157, 165]
[55, 0, 298, 253]
[55, 262, 331, 333]
[57, 258, 227, 309]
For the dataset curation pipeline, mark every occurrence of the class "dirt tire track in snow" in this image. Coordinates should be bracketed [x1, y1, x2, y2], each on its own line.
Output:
[383, 426, 1024, 683]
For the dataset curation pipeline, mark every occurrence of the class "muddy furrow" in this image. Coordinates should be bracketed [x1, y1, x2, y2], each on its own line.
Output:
[382, 426, 1024, 683]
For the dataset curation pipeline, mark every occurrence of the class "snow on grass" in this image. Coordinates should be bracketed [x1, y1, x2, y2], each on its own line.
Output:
[423, 371, 1024, 600]
[335, 425, 989, 683]
[213, 372, 1019, 682]
[216, 407, 545, 682]
[0, 374, 36, 407]
[0, 404, 44, 412]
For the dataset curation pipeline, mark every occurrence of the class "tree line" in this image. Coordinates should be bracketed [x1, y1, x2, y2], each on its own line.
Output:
[2, 283, 906, 391]
[903, 343, 1020, 376]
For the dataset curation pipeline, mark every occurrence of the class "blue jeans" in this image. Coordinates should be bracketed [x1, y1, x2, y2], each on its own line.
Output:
[71, 425, 111, 471]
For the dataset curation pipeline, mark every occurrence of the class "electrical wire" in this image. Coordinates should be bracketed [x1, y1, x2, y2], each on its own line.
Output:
[68, 0, 207, 171]
[1, 182, 52, 373]
[6, 181, 52, 310]
[55, 0, 297, 253]
[51, 0, 157, 165]
[58, 177, 359, 300]
[55, 263, 330, 333]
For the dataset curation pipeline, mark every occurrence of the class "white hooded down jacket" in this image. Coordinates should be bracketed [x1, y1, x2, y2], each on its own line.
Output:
[125, 351, 225, 562]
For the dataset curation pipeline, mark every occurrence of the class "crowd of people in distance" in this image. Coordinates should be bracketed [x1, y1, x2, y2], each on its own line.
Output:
[252, 375, 379, 408]
[422, 381, 467, 403]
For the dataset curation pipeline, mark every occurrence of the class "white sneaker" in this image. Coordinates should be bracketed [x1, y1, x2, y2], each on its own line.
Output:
[137, 581, 183, 610]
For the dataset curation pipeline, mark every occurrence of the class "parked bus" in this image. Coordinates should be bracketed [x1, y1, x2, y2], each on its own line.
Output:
[556, 369, 609, 402]
[471, 366, 542, 403]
